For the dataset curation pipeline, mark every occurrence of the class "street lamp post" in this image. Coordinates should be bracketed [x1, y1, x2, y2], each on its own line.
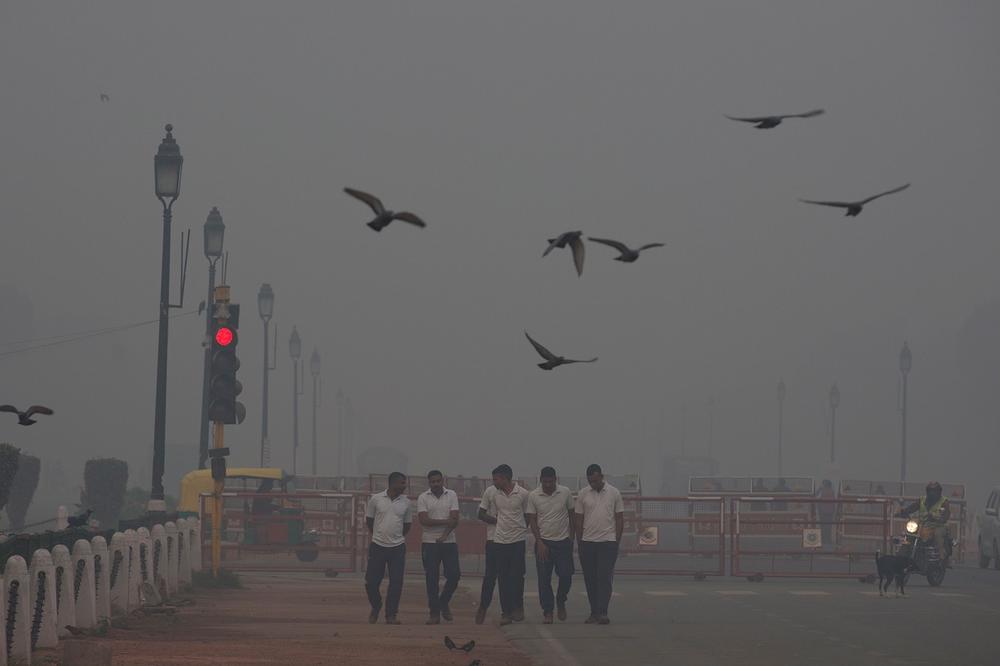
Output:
[776, 379, 786, 478]
[829, 383, 840, 464]
[310, 349, 321, 475]
[899, 342, 912, 484]
[289, 326, 303, 475]
[198, 207, 225, 470]
[336, 389, 345, 477]
[150, 124, 183, 512]
[258, 284, 276, 467]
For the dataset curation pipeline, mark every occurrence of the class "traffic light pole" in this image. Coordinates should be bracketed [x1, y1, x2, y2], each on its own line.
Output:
[212, 420, 224, 577]
[198, 259, 217, 470]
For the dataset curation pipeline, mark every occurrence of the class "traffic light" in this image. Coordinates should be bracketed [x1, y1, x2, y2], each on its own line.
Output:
[209, 304, 245, 424]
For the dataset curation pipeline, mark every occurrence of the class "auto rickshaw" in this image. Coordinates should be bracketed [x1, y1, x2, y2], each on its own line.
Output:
[178, 467, 320, 562]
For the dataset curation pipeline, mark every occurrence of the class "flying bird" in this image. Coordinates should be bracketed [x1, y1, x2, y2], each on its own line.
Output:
[0, 404, 54, 426]
[99, 93, 110, 102]
[343, 187, 426, 232]
[542, 231, 585, 276]
[588, 237, 664, 263]
[524, 331, 597, 371]
[725, 108, 825, 129]
[799, 183, 910, 217]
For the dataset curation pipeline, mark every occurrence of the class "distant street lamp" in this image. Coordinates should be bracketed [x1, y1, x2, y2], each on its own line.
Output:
[899, 342, 912, 484]
[289, 326, 303, 475]
[828, 383, 840, 464]
[150, 124, 184, 513]
[776, 379, 786, 478]
[258, 283, 276, 467]
[197, 207, 225, 470]
[310, 348, 321, 476]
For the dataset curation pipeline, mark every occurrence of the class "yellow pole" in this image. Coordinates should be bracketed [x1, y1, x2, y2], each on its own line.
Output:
[211, 421, 224, 576]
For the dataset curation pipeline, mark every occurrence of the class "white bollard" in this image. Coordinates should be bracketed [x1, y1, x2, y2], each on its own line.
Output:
[51, 545, 76, 637]
[4, 555, 31, 662]
[176, 519, 192, 586]
[56, 505, 69, 530]
[189, 517, 203, 573]
[71, 540, 97, 629]
[109, 533, 129, 614]
[136, 527, 153, 589]
[91, 536, 111, 621]
[164, 522, 179, 595]
[124, 530, 140, 610]
[151, 524, 168, 598]
[28, 549, 58, 650]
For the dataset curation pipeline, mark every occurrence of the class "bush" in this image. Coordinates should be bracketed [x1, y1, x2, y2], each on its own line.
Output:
[0, 444, 21, 514]
[6, 453, 40, 531]
[81, 458, 129, 528]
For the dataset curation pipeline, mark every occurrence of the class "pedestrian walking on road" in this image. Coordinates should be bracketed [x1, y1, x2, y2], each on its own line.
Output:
[574, 464, 624, 625]
[526, 466, 575, 624]
[478, 464, 529, 626]
[418, 470, 461, 624]
[365, 472, 412, 624]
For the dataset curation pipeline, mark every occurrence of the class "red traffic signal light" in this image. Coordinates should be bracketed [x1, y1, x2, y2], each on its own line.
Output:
[215, 327, 234, 346]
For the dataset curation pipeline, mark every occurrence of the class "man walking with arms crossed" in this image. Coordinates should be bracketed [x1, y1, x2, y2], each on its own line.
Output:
[478, 464, 529, 625]
[417, 470, 461, 624]
[526, 466, 575, 624]
[365, 472, 412, 625]
[574, 464, 624, 625]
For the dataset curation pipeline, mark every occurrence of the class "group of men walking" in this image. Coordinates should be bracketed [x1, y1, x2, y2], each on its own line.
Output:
[364, 464, 625, 626]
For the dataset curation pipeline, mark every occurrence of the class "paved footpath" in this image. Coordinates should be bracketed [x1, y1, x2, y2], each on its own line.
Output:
[498, 565, 1000, 666]
[49, 571, 527, 665]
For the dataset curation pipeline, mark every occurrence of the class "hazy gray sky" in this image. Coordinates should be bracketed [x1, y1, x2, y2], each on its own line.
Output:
[1, 2, 998, 505]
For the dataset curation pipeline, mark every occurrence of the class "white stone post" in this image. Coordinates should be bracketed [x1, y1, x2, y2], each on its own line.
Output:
[150, 524, 168, 598]
[91, 536, 111, 621]
[124, 530, 140, 610]
[71, 539, 97, 629]
[164, 522, 179, 595]
[109, 532, 129, 615]
[190, 517, 203, 573]
[4, 555, 31, 662]
[176, 519, 192, 586]
[56, 505, 68, 530]
[28, 549, 58, 650]
[51, 545, 76, 637]
[136, 527, 153, 589]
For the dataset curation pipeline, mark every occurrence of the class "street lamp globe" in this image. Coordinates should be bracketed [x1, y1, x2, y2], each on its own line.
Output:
[310, 348, 321, 377]
[289, 326, 301, 360]
[203, 207, 225, 260]
[899, 342, 912, 375]
[153, 124, 183, 201]
[777, 379, 786, 403]
[829, 383, 840, 409]
[257, 283, 275, 322]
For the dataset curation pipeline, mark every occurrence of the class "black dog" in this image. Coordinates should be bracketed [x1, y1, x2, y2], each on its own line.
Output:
[875, 550, 916, 597]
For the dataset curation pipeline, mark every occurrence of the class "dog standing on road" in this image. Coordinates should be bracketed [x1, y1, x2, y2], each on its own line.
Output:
[875, 550, 916, 597]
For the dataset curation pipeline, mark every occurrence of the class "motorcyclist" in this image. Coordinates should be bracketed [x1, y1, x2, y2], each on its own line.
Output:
[897, 481, 951, 564]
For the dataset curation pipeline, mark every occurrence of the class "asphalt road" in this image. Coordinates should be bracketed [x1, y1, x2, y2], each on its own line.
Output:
[500, 565, 1000, 666]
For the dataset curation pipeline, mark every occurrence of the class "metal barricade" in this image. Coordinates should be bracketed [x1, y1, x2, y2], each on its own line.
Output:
[617, 496, 725, 576]
[199, 492, 358, 572]
[730, 497, 890, 578]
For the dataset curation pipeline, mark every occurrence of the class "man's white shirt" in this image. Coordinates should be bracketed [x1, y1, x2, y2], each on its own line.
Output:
[526, 484, 575, 541]
[417, 487, 459, 544]
[479, 484, 529, 544]
[366, 490, 413, 547]
[574, 483, 624, 542]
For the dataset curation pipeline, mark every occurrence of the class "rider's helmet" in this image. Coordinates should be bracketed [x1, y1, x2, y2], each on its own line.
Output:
[926, 481, 942, 492]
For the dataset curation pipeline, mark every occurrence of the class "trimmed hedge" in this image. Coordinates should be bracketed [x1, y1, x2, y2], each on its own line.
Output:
[0, 443, 21, 514]
[81, 458, 129, 529]
[6, 453, 40, 530]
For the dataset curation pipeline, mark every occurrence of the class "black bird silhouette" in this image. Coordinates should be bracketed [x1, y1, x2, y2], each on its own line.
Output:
[725, 108, 824, 129]
[460, 640, 476, 653]
[588, 237, 664, 263]
[0, 404, 54, 426]
[799, 183, 910, 217]
[444, 636, 457, 651]
[68, 509, 93, 528]
[343, 187, 426, 232]
[99, 93, 110, 102]
[542, 231, 585, 276]
[525, 331, 597, 371]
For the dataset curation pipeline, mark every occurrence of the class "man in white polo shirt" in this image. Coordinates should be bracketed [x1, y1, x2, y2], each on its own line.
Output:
[365, 471, 412, 625]
[574, 463, 624, 626]
[526, 466, 575, 624]
[417, 469, 461, 625]
[478, 464, 529, 626]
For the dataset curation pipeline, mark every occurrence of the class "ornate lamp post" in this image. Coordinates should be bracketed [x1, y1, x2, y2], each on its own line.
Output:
[310, 348, 321, 475]
[289, 326, 303, 474]
[776, 379, 786, 478]
[829, 383, 840, 464]
[258, 283, 276, 466]
[899, 342, 912, 484]
[198, 207, 225, 470]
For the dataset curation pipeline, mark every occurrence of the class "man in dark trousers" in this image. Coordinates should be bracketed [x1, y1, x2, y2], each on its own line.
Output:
[478, 464, 529, 625]
[417, 470, 461, 624]
[475, 500, 498, 625]
[527, 466, 575, 623]
[574, 464, 624, 625]
[365, 472, 412, 624]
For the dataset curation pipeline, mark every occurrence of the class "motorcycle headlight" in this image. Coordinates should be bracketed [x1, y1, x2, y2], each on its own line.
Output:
[905, 520, 919, 534]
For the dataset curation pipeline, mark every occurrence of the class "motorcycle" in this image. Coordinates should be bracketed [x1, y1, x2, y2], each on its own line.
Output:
[295, 528, 321, 562]
[893, 518, 950, 587]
